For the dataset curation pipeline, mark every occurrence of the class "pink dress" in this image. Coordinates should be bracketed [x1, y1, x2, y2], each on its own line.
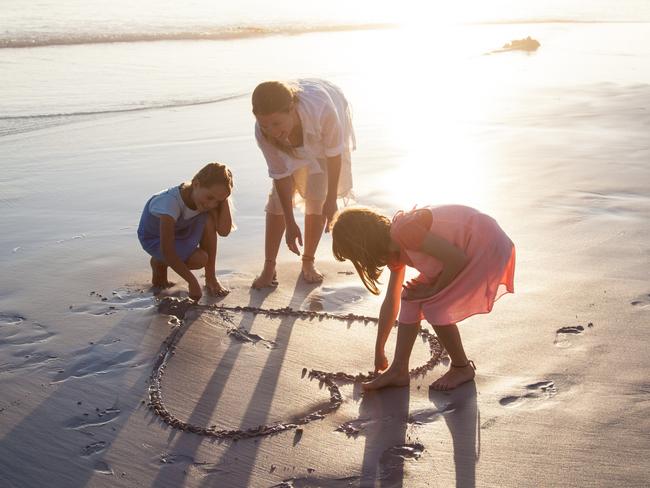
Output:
[387, 205, 515, 325]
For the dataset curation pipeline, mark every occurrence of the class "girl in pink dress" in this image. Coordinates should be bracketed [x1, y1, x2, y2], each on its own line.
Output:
[331, 205, 515, 391]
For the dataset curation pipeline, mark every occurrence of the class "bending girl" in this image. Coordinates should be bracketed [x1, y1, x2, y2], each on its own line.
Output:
[331, 205, 515, 391]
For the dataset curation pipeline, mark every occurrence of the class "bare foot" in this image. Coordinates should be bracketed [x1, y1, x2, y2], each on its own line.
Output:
[429, 362, 476, 391]
[362, 368, 410, 391]
[252, 263, 278, 289]
[301, 260, 324, 284]
[206, 278, 230, 297]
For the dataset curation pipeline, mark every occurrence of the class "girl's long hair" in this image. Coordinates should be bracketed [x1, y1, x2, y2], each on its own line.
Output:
[331, 207, 392, 295]
[252, 81, 302, 157]
[192, 162, 233, 192]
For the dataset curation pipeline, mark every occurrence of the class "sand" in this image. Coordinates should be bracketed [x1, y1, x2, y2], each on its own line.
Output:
[2, 34, 650, 488]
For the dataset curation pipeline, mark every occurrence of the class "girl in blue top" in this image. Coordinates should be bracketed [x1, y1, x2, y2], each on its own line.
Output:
[137, 162, 233, 301]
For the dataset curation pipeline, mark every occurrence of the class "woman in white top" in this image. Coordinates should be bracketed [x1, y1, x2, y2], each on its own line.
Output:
[251, 79, 355, 288]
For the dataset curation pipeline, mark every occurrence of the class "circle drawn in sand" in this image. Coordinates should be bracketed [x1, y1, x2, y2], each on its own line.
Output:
[149, 297, 444, 440]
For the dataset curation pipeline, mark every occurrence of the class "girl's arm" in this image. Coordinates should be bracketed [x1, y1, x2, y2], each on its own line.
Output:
[405, 234, 469, 300]
[159, 215, 201, 300]
[214, 198, 233, 237]
[323, 154, 342, 230]
[374, 266, 405, 371]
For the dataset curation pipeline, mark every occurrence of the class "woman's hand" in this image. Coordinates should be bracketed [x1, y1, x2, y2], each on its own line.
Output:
[285, 220, 303, 255]
[374, 349, 389, 373]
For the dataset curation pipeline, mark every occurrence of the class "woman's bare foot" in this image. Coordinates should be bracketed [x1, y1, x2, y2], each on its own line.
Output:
[429, 362, 476, 391]
[301, 257, 324, 284]
[206, 277, 230, 297]
[362, 367, 410, 391]
[151, 257, 174, 289]
[252, 261, 278, 289]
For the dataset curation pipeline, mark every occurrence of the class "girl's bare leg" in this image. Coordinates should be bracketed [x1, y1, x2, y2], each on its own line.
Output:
[430, 324, 475, 391]
[150, 257, 174, 288]
[201, 216, 229, 296]
[252, 212, 284, 289]
[363, 322, 420, 390]
[186, 249, 208, 269]
[302, 213, 325, 283]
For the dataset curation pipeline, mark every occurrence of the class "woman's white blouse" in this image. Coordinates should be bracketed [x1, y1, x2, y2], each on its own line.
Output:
[254, 79, 355, 197]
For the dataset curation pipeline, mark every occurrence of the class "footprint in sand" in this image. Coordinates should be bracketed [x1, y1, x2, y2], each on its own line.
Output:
[499, 380, 557, 407]
[81, 441, 109, 457]
[631, 293, 650, 310]
[554, 323, 592, 347]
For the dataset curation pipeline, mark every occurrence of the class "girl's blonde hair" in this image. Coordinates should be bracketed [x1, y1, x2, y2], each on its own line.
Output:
[252, 81, 302, 157]
[192, 162, 233, 192]
[331, 207, 392, 295]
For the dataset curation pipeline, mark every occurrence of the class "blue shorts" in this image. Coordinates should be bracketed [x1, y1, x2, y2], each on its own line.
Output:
[138, 213, 208, 263]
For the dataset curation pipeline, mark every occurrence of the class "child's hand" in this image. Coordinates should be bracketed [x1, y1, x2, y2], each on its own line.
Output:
[374, 350, 388, 373]
[188, 280, 202, 302]
[403, 282, 437, 301]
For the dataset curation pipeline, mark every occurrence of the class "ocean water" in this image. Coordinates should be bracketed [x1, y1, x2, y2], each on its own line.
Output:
[2, 0, 650, 135]
[1, 0, 649, 267]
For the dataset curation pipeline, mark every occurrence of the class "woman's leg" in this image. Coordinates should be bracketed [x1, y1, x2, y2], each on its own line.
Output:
[363, 322, 420, 390]
[430, 324, 475, 391]
[252, 212, 285, 288]
[302, 212, 325, 283]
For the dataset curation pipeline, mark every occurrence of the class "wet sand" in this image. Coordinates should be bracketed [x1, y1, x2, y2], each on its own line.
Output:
[2, 55, 650, 487]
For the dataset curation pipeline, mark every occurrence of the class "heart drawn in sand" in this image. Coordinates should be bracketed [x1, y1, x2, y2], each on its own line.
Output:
[148, 297, 444, 440]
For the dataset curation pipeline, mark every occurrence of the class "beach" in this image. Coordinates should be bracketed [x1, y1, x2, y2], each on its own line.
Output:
[1, 2, 650, 487]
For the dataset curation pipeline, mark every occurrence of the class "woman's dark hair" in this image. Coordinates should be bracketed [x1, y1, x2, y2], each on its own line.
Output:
[252, 81, 300, 116]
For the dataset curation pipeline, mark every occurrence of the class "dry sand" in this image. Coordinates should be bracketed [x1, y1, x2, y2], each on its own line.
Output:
[1, 82, 650, 487]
